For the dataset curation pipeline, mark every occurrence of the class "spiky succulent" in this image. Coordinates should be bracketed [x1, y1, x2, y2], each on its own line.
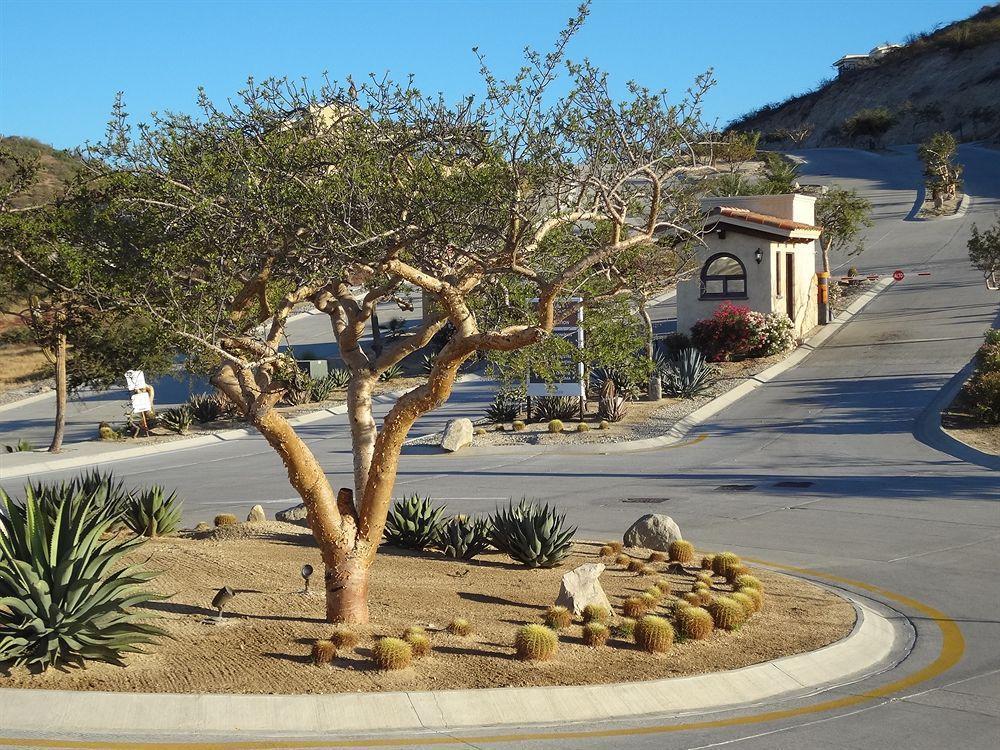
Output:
[676, 606, 714, 640]
[403, 627, 431, 657]
[742, 588, 764, 613]
[701, 554, 715, 570]
[634, 615, 675, 653]
[654, 578, 672, 595]
[512, 420, 527, 431]
[514, 624, 558, 661]
[627, 558, 645, 572]
[124, 486, 183, 537]
[712, 552, 742, 579]
[612, 617, 636, 639]
[709, 596, 746, 631]
[435, 515, 491, 559]
[661, 347, 717, 398]
[543, 605, 573, 630]
[582, 604, 610, 624]
[639, 592, 659, 610]
[598, 544, 614, 557]
[683, 592, 702, 606]
[547, 419, 564, 433]
[0, 487, 164, 671]
[187, 393, 224, 423]
[668, 540, 694, 563]
[622, 597, 647, 618]
[648, 551, 668, 563]
[214, 513, 238, 527]
[21, 470, 129, 531]
[733, 574, 763, 592]
[447, 618, 472, 636]
[489, 499, 576, 568]
[372, 637, 412, 670]
[311, 639, 337, 665]
[731, 592, 756, 617]
[158, 405, 194, 434]
[615, 553, 631, 566]
[329, 627, 359, 650]
[582, 622, 610, 647]
[383, 494, 446, 551]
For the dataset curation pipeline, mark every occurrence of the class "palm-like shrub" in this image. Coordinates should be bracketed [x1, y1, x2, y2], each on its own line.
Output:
[0, 488, 163, 671]
[124, 486, 183, 537]
[661, 348, 717, 398]
[383, 494, 446, 550]
[378, 363, 404, 382]
[531, 396, 579, 422]
[326, 368, 351, 387]
[485, 386, 524, 422]
[308, 375, 340, 403]
[158, 405, 194, 434]
[435, 515, 491, 559]
[489, 499, 576, 568]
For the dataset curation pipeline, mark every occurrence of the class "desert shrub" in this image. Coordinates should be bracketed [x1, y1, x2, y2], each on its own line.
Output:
[543, 605, 573, 630]
[975, 341, 1000, 373]
[547, 419, 564, 433]
[531, 396, 579, 422]
[582, 622, 610, 647]
[187, 393, 224, 423]
[490, 499, 576, 568]
[435, 515, 492, 560]
[372, 637, 412, 670]
[985, 328, 1000, 347]
[485, 386, 524, 422]
[383, 494, 446, 550]
[158, 405, 194, 434]
[967, 371, 1000, 424]
[754, 312, 795, 355]
[124, 486, 183, 537]
[514, 624, 558, 661]
[0, 487, 164, 670]
[447, 618, 472, 636]
[692, 304, 794, 362]
[661, 348, 717, 397]
[634, 615, 674, 653]
[668, 540, 694, 563]
[582, 604, 610, 624]
[311, 640, 337, 665]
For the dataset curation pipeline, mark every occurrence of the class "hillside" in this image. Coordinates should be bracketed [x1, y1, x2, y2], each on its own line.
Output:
[0, 135, 82, 208]
[727, 5, 1000, 148]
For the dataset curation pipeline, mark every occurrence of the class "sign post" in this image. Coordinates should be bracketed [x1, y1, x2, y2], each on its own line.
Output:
[125, 369, 154, 436]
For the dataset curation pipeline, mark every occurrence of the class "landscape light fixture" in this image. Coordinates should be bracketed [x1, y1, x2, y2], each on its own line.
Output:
[211, 586, 235, 623]
[301, 564, 314, 594]
[717, 227, 726, 240]
[754, 248, 763, 264]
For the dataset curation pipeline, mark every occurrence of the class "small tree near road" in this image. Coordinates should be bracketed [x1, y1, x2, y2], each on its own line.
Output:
[16, 8, 715, 623]
[918, 131, 962, 208]
[815, 188, 874, 275]
[968, 218, 1000, 289]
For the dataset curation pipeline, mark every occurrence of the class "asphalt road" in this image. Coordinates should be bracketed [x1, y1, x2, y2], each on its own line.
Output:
[1, 145, 998, 749]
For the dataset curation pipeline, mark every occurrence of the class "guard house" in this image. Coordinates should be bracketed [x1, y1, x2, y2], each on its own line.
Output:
[676, 194, 823, 339]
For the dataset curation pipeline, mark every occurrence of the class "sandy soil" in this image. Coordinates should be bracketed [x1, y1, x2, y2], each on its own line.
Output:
[917, 192, 964, 219]
[0, 523, 855, 694]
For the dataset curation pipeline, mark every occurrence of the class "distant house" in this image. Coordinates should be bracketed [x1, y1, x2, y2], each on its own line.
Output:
[833, 43, 902, 75]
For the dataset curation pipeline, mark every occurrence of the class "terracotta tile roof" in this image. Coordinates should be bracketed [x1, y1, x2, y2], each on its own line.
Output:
[710, 206, 822, 233]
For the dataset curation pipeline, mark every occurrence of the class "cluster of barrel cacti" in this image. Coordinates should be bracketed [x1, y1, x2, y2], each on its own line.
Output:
[403, 626, 432, 657]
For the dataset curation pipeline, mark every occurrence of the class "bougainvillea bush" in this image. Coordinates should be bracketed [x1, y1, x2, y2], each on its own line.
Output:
[691, 303, 795, 362]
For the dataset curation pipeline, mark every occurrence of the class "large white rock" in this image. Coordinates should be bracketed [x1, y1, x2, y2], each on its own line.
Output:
[554, 563, 612, 616]
[440, 418, 474, 452]
[247, 504, 267, 523]
[623, 514, 682, 551]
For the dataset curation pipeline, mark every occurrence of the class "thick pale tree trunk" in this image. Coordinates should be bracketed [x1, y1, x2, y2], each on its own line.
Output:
[821, 238, 831, 276]
[346, 375, 377, 497]
[48, 332, 67, 453]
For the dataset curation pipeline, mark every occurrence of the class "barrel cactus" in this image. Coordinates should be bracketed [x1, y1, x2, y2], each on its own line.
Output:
[514, 624, 558, 661]
[608, 542, 623, 554]
[512, 420, 526, 431]
[627, 558, 645, 572]
[731, 592, 756, 618]
[676, 606, 714, 640]
[701, 554, 715, 570]
[372, 637, 413, 670]
[654, 578, 672, 595]
[683, 592, 702, 606]
[582, 622, 610, 647]
[576, 422, 590, 432]
[733, 574, 763, 592]
[490, 499, 576, 568]
[726, 564, 750, 583]
[644, 586, 664, 602]
[329, 627, 359, 650]
[712, 552, 742, 579]
[447, 618, 472, 636]
[384, 494, 446, 550]
[622, 596, 647, 618]
[668, 540, 694, 563]
[543, 605, 573, 630]
[582, 604, 610, 624]
[124, 485, 183, 537]
[598, 544, 614, 557]
[648, 551, 668, 563]
[615, 553, 631, 567]
[214, 513, 238, 527]
[403, 627, 432, 657]
[311, 639, 337, 665]
[709, 596, 746, 631]
[634, 615, 675, 653]
[436, 515, 491, 560]
[547, 419, 564, 433]
[742, 587, 764, 613]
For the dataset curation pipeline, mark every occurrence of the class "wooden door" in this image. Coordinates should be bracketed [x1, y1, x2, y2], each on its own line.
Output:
[785, 253, 795, 320]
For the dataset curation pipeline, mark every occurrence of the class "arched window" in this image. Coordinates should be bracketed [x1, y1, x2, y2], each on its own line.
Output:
[700, 253, 747, 299]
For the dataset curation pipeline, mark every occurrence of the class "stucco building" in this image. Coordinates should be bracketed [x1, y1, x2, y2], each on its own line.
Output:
[676, 194, 823, 339]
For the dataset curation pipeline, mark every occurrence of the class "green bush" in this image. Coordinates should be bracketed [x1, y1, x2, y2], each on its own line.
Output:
[383, 494, 446, 550]
[490, 499, 576, 568]
[967, 371, 1000, 424]
[435, 515, 491, 560]
[125, 486, 183, 537]
[975, 342, 1000, 373]
[660, 348, 716, 398]
[0, 485, 164, 671]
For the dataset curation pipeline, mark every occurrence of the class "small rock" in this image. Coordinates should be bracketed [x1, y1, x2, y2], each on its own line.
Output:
[247, 504, 267, 523]
[194, 522, 212, 533]
[275, 503, 309, 526]
[554, 563, 613, 616]
[440, 417, 474, 452]
[623, 514, 682, 551]
[474, 427, 486, 436]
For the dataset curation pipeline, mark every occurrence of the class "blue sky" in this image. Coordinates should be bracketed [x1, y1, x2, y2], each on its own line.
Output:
[0, 0, 987, 150]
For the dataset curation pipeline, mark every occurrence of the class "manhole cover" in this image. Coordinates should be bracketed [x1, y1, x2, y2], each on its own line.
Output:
[715, 484, 756, 492]
[621, 497, 669, 504]
[774, 481, 814, 489]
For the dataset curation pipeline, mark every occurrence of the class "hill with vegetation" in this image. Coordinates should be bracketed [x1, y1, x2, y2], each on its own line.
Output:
[0, 135, 82, 208]
[727, 5, 1000, 148]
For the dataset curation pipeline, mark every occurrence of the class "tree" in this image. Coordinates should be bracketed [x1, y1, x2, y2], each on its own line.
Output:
[25, 6, 714, 623]
[815, 188, 874, 275]
[842, 107, 896, 149]
[918, 131, 962, 208]
[968, 218, 1000, 289]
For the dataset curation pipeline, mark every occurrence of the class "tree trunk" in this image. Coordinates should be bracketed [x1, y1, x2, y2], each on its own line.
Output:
[48, 332, 67, 453]
[638, 301, 654, 360]
[821, 237, 831, 275]
[346, 375, 377, 497]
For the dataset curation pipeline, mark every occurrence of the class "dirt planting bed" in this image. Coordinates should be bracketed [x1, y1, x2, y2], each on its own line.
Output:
[0, 522, 855, 695]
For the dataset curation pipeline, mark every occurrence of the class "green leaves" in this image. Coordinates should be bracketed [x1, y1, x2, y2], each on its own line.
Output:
[490, 499, 576, 568]
[383, 494, 447, 551]
[124, 486, 183, 538]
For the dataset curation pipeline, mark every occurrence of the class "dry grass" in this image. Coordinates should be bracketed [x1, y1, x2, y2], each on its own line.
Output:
[0, 343, 50, 394]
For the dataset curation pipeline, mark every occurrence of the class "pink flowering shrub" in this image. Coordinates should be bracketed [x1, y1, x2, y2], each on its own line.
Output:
[691, 303, 794, 361]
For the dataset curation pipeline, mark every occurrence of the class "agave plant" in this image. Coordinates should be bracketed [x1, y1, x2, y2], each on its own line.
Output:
[326, 367, 351, 387]
[187, 393, 224, 423]
[485, 386, 524, 423]
[530, 396, 579, 422]
[379, 363, 404, 382]
[308, 374, 340, 402]
[597, 379, 627, 423]
[436, 515, 492, 560]
[21, 471, 130, 531]
[383, 494, 446, 550]
[661, 347, 717, 398]
[0, 486, 164, 671]
[125, 486, 183, 537]
[490, 499, 577, 568]
[158, 405, 194, 434]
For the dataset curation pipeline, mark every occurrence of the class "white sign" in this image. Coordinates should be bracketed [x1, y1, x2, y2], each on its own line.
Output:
[130, 391, 152, 414]
[125, 370, 146, 391]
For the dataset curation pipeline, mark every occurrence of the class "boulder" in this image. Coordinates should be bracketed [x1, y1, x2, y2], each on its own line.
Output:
[623, 514, 682, 551]
[247, 504, 267, 523]
[554, 563, 613, 616]
[440, 417, 474, 452]
[276, 503, 309, 526]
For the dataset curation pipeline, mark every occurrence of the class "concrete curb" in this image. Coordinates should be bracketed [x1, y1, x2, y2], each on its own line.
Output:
[914, 357, 1000, 471]
[0, 597, 902, 737]
[0, 376, 474, 480]
[433, 277, 894, 457]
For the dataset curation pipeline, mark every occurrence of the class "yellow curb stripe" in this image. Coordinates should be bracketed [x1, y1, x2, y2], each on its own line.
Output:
[0, 562, 963, 749]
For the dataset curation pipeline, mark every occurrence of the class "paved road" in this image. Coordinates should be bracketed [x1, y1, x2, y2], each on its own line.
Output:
[1, 145, 998, 748]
